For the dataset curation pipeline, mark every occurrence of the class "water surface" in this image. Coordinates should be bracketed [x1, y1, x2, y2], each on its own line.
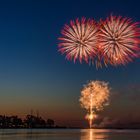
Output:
[0, 129, 140, 140]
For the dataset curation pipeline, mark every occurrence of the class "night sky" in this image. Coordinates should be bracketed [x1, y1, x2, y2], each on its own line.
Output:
[0, 0, 140, 127]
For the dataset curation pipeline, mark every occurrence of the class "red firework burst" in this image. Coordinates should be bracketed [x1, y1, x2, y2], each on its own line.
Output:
[99, 15, 140, 66]
[58, 17, 99, 63]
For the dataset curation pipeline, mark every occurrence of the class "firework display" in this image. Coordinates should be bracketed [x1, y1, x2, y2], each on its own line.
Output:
[58, 17, 99, 63]
[99, 15, 140, 66]
[58, 15, 140, 67]
[79, 81, 110, 128]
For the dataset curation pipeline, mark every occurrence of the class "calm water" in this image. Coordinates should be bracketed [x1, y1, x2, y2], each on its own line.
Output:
[0, 129, 140, 140]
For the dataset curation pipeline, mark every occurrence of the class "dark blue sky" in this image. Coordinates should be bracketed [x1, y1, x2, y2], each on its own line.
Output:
[0, 0, 140, 126]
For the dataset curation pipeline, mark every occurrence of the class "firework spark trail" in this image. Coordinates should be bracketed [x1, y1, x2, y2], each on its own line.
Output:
[99, 15, 140, 66]
[58, 17, 99, 63]
[89, 94, 93, 128]
[79, 81, 110, 128]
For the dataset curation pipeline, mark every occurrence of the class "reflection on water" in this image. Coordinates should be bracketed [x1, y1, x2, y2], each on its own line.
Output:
[80, 129, 140, 140]
[0, 129, 140, 140]
[80, 129, 108, 140]
[90, 129, 93, 140]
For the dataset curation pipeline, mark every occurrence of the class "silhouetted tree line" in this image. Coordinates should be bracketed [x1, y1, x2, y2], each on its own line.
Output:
[0, 115, 54, 128]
